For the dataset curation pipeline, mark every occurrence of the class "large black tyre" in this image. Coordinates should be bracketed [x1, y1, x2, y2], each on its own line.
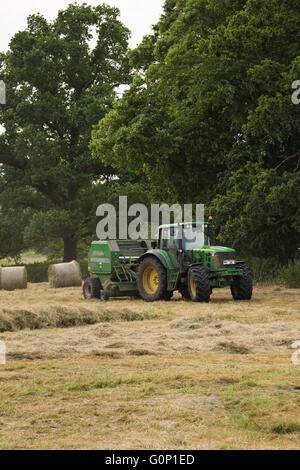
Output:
[188, 266, 210, 303]
[83, 277, 101, 299]
[180, 287, 191, 300]
[163, 291, 174, 301]
[137, 257, 168, 302]
[100, 290, 110, 301]
[231, 263, 252, 301]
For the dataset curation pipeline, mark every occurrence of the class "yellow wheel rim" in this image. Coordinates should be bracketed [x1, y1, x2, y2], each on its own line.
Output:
[143, 266, 159, 294]
[189, 273, 196, 297]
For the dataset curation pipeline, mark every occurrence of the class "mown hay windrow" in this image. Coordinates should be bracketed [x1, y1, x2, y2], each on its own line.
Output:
[48, 261, 82, 288]
[0, 306, 156, 332]
[0, 266, 27, 291]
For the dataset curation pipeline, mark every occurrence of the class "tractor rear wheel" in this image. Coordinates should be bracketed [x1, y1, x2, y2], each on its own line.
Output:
[83, 277, 101, 299]
[137, 257, 167, 302]
[188, 266, 210, 302]
[231, 263, 252, 300]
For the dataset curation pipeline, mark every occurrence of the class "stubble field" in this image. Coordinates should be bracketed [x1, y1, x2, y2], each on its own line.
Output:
[0, 283, 299, 449]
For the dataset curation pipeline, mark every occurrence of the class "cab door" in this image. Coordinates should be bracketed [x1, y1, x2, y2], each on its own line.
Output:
[160, 227, 180, 269]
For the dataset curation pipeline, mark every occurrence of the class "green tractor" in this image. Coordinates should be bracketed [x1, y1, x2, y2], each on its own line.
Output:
[83, 222, 252, 302]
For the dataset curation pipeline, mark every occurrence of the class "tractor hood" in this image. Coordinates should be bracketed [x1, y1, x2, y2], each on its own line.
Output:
[193, 246, 235, 253]
[192, 246, 236, 268]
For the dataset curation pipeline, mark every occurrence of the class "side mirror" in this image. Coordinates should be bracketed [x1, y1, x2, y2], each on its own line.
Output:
[151, 241, 158, 249]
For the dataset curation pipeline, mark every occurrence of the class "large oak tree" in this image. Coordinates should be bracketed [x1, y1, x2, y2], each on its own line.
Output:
[0, 3, 130, 261]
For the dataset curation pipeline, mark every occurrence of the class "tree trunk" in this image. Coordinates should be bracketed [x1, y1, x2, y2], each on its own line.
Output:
[63, 237, 77, 262]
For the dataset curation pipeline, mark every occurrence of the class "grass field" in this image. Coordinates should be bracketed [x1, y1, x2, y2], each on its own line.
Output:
[0, 250, 47, 266]
[0, 283, 299, 449]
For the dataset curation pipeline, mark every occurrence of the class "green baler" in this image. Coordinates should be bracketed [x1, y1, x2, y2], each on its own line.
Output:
[83, 222, 252, 302]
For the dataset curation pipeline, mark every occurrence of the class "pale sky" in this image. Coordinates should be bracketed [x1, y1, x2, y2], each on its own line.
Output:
[0, 0, 165, 52]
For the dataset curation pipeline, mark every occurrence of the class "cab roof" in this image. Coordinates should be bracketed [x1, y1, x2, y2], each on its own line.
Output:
[159, 222, 208, 230]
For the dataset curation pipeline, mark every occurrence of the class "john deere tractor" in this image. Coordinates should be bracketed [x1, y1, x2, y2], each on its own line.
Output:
[83, 222, 252, 302]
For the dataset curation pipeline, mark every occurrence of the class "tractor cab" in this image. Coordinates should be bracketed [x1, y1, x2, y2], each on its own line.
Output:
[157, 222, 214, 270]
[158, 222, 211, 250]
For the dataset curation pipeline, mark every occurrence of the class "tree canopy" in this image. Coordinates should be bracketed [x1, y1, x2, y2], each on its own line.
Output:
[0, 0, 299, 264]
[91, 0, 300, 261]
[0, 3, 131, 261]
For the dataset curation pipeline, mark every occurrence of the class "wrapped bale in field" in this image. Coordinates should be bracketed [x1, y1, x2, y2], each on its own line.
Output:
[48, 260, 82, 288]
[0, 266, 27, 291]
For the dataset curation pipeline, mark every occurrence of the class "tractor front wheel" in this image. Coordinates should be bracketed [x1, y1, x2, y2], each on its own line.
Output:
[231, 263, 252, 300]
[188, 266, 210, 302]
[137, 257, 167, 302]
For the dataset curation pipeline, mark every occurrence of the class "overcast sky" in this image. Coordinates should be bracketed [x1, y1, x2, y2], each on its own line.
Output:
[0, 0, 165, 52]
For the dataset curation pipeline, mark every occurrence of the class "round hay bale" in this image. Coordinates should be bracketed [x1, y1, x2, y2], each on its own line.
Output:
[0, 266, 27, 291]
[48, 260, 82, 288]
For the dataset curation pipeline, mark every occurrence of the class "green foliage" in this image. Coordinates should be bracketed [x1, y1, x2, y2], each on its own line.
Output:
[45, 241, 64, 263]
[242, 257, 282, 284]
[45, 239, 90, 263]
[0, 0, 299, 263]
[281, 260, 300, 288]
[78, 260, 89, 280]
[91, 0, 300, 261]
[211, 165, 300, 261]
[91, 0, 254, 202]
[0, 210, 31, 259]
[0, 3, 131, 261]
[25, 262, 51, 283]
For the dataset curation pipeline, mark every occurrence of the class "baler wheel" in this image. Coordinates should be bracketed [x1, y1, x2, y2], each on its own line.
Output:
[83, 277, 101, 299]
[100, 289, 110, 301]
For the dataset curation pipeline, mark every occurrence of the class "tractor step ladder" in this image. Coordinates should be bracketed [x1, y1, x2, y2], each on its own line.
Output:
[168, 271, 179, 290]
